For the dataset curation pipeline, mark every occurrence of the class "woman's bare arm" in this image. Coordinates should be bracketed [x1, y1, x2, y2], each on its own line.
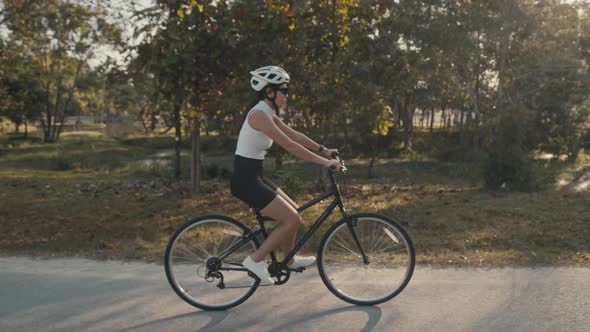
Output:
[272, 115, 322, 152]
[248, 110, 328, 166]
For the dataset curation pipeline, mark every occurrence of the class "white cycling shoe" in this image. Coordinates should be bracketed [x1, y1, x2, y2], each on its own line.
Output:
[242, 256, 275, 285]
[287, 255, 316, 269]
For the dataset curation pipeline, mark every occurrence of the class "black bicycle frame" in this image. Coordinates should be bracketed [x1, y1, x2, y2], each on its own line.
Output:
[217, 170, 368, 268]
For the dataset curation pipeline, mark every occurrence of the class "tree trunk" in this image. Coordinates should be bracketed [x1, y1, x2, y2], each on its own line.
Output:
[55, 59, 84, 141]
[174, 102, 182, 179]
[275, 150, 283, 170]
[429, 107, 435, 134]
[368, 136, 378, 178]
[368, 155, 376, 179]
[191, 116, 201, 195]
[302, 109, 312, 132]
[394, 100, 401, 128]
[140, 107, 149, 134]
[401, 103, 413, 150]
[472, 30, 482, 138]
[493, 27, 510, 143]
[342, 111, 350, 149]
[43, 87, 52, 142]
[24, 119, 28, 139]
[315, 166, 327, 192]
[419, 109, 426, 128]
[403, 119, 410, 149]
[447, 110, 452, 128]
[51, 78, 63, 141]
[315, 112, 328, 190]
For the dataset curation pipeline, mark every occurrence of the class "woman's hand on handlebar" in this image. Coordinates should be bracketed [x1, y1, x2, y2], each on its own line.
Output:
[321, 147, 338, 158]
[324, 159, 341, 172]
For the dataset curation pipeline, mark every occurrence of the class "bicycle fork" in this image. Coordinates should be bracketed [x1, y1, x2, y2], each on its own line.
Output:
[331, 170, 370, 265]
[344, 215, 370, 264]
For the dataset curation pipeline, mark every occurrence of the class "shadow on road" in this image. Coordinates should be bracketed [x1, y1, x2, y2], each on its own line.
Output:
[271, 305, 383, 332]
[113, 310, 228, 332]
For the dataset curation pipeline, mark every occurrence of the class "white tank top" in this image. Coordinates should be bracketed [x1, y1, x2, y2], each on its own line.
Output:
[235, 101, 275, 160]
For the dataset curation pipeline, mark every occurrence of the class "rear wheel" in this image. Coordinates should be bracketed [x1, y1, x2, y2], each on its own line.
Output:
[317, 213, 415, 305]
[164, 215, 260, 310]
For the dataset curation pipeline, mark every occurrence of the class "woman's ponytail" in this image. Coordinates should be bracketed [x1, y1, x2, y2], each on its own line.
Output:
[239, 90, 266, 131]
[239, 84, 280, 131]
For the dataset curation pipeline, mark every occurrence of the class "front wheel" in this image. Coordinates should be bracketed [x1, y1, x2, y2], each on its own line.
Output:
[317, 213, 415, 305]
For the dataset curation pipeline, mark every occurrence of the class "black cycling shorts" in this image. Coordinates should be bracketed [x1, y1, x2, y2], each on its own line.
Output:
[230, 154, 278, 211]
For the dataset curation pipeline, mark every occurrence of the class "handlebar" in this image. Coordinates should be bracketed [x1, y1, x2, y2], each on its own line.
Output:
[328, 152, 347, 173]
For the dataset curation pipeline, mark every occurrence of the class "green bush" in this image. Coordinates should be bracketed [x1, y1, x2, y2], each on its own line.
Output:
[205, 163, 220, 179]
[219, 166, 232, 179]
[283, 174, 303, 198]
[435, 143, 487, 163]
[484, 145, 535, 191]
[204, 163, 232, 179]
[483, 108, 536, 191]
[118, 134, 178, 150]
[201, 135, 237, 153]
[138, 160, 174, 179]
[52, 145, 73, 170]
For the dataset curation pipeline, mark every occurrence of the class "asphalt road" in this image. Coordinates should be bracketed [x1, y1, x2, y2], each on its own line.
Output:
[1, 257, 589, 332]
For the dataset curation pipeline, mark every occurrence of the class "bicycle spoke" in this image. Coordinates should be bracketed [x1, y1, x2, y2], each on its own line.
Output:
[191, 241, 214, 258]
[332, 234, 361, 258]
[369, 228, 390, 254]
[330, 245, 361, 258]
[171, 255, 206, 263]
[369, 220, 377, 253]
[175, 244, 205, 259]
[219, 236, 242, 258]
[373, 229, 405, 254]
[370, 234, 390, 255]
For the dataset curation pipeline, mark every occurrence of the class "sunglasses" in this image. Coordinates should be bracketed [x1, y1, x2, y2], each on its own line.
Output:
[277, 87, 289, 95]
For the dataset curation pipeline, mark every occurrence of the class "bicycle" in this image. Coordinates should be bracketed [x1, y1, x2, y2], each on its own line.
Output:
[164, 153, 415, 310]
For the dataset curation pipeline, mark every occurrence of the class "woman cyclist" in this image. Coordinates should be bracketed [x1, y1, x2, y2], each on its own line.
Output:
[231, 65, 341, 284]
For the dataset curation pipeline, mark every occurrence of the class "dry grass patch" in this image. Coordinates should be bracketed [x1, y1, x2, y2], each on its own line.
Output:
[1, 132, 588, 266]
[1, 177, 588, 267]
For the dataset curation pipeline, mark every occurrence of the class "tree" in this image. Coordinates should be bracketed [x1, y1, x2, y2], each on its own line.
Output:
[0, 38, 44, 138]
[2, 0, 122, 142]
[133, 0, 239, 191]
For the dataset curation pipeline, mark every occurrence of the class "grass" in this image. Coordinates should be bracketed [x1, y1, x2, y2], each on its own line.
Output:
[0, 128, 589, 267]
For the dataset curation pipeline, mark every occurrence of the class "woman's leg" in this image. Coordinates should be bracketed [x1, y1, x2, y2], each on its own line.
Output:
[275, 187, 298, 259]
[250, 195, 301, 262]
[276, 187, 298, 210]
[259, 177, 299, 258]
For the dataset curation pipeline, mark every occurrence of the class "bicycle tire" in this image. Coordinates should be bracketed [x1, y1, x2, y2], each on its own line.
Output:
[317, 212, 415, 306]
[164, 215, 260, 311]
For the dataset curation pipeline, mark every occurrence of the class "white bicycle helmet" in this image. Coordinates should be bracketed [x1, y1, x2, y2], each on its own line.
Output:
[249, 66, 290, 91]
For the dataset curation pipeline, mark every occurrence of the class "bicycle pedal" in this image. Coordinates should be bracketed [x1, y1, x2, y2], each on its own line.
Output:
[291, 267, 305, 273]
